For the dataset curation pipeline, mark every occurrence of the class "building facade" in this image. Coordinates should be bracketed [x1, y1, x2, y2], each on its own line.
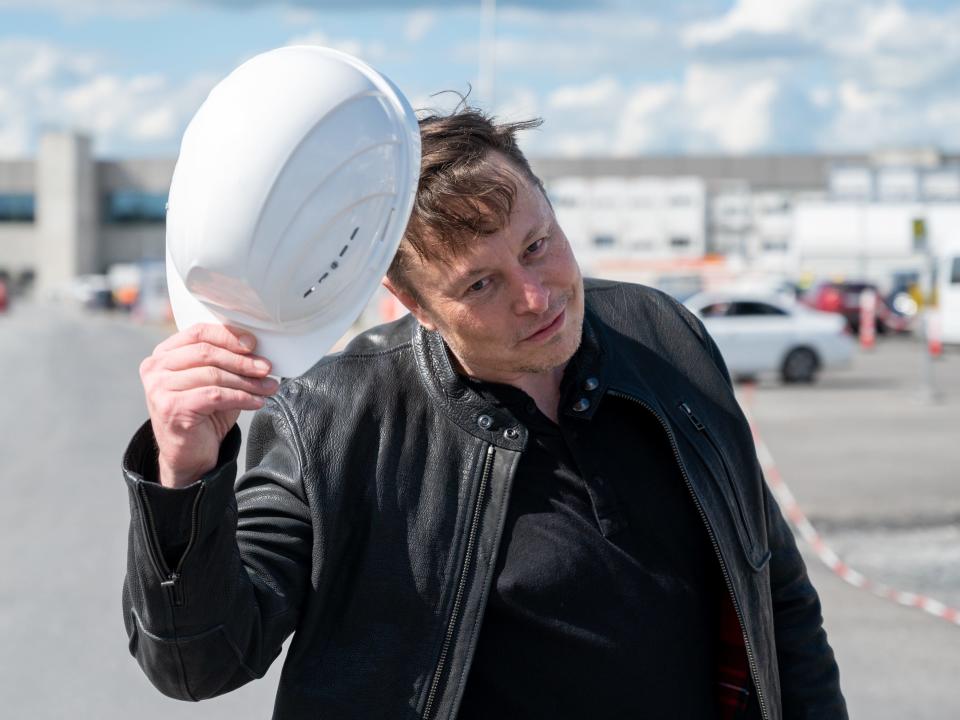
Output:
[2, 132, 958, 299]
[0, 132, 173, 296]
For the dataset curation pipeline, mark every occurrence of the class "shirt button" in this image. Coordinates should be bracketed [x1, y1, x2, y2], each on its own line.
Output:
[477, 414, 493, 430]
[583, 377, 599, 391]
[572, 397, 590, 412]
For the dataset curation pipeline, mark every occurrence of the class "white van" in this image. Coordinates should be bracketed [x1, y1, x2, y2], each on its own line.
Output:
[938, 250, 960, 344]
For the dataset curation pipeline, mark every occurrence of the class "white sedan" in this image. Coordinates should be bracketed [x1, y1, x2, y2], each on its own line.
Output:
[684, 292, 855, 383]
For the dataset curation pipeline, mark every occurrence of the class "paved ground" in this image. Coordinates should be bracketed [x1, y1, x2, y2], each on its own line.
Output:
[743, 337, 960, 719]
[0, 299, 957, 718]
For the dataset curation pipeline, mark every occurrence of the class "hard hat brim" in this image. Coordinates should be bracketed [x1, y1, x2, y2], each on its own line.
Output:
[166, 248, 356, 379]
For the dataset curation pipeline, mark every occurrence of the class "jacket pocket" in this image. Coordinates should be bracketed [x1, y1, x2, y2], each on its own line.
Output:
[677, 401, 769, 571]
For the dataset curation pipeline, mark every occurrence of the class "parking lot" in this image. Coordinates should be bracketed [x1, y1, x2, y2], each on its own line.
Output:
[742, 337, 960, 718]
[0, 299, 958, 719]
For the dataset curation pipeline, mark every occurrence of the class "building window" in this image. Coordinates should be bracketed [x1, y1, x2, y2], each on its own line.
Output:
[592, 234, 616, 248]
[669, 236, 691, 249]
[0, 194, 35, 222]
[104, 190, 168, 224]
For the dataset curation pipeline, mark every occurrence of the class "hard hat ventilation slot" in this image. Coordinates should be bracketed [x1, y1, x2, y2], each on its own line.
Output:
[302, 226, 361, 300]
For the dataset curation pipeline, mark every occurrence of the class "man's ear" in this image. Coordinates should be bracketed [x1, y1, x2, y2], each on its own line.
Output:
[382, 276, 437, 331]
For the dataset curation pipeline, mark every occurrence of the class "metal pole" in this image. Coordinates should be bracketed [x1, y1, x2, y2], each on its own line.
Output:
[920, 244, 942, 402]
[478, 0, 497, 108]
[911, 204, 943, 402]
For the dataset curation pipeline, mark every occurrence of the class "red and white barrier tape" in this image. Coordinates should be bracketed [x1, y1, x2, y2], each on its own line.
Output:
[740, 386, 960, 627]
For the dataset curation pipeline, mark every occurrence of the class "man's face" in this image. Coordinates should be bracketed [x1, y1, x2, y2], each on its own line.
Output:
[386, 155, 584, 385]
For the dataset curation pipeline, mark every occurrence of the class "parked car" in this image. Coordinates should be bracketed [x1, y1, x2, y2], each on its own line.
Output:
[0, 277, 7, 313]
[685, 291, 854, 383]
[802, 280, 912, 334]
[69, 274, 114, 310]
[936, 248, 960, 345]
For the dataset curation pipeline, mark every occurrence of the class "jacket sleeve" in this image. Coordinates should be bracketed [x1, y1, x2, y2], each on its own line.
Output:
[683, 302, 848, 717]
[121, 393, 313, 701]
[764, 486, 848, 718]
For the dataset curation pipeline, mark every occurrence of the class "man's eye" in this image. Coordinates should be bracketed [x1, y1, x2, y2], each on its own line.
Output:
[467, 278, 490, 294]
[526, 238, 546, 255]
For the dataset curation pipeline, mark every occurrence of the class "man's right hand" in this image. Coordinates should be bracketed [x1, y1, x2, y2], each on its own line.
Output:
[139, 323, 279, 489]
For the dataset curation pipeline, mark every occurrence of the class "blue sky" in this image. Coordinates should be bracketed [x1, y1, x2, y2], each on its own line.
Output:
[1, 0, 958, 158]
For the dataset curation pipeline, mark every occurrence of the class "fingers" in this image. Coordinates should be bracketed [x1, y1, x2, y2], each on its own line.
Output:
[175, 385, 268, 415]
[155, 341, 272, 378]
[142, 325, 277, 423]
[154, 323, 257, 356]
[163, 366, 279, 395]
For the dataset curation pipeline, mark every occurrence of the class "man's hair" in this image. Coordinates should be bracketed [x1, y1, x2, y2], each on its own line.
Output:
[386, 105, 544, 298]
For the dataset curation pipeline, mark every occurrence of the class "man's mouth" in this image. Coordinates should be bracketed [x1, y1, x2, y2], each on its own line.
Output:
[522, 304, 566, 342]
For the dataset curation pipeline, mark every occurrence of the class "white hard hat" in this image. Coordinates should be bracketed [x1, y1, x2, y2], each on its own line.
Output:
[165, 45, 421, 378]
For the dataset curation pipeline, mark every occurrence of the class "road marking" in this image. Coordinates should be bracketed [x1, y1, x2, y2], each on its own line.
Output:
[740, 383, 960, 628]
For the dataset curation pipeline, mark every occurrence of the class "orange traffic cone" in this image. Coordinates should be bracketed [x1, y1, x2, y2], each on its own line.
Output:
[859, 289, 876, 350]
[928, 311, 943, 358]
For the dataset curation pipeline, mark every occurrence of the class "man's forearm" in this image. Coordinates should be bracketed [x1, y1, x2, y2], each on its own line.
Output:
[121, 413, 310, 700]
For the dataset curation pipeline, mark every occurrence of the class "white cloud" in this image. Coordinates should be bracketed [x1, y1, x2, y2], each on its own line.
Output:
[498, 7, 661, 40]
[0, 38, 218, 156]
[809, 86, 832, 109]
[685, 65, 779, 152]
[822, 82, 960, 151]
[536, 61, 787, 157]
[837, 81, 885, 114]
[683, 0, 820, 46]
[405, 10, 436, 43]
[548, 76, 620, 111]
[454, 21, 664, 74]
[552, 130, 610, 158]
[614, 83, 679, 154]
[285, 30, 387, 63]
[0, 117, 29, 157]
[674, 0, 960, 153]
[279, 6, 320, 26]
[494, 86, 540, 122]
[2, 1, 958, 157]
[130, 106, 177, 141]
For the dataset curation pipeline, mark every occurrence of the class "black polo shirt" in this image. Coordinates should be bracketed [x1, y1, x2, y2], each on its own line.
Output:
[457, 360, 723, 719]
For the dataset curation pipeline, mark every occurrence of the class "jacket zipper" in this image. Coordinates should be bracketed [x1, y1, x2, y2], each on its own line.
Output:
[423, 444, 495, 720]
[136, 482, 206, 608]
[609, 391, 770, 720]
[679, 401, 758, 550]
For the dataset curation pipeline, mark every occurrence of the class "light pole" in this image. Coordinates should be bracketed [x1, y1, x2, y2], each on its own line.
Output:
[478, 0, 497, 108]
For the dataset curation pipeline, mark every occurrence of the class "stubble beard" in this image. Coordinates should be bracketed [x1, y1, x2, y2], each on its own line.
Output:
[513, 300, 584, 375]
[514, 329, 582, 374]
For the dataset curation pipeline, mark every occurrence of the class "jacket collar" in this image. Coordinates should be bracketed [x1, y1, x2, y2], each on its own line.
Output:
[412, 306, 608, 450]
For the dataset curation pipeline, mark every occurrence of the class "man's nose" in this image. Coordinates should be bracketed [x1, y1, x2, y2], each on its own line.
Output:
[513, 271, 549, 315]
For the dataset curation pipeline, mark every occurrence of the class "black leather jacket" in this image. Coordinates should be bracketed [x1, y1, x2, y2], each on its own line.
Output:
[121, 279, 847, 720]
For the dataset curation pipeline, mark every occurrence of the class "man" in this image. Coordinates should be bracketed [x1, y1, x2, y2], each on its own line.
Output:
[123, 108, 847, 719]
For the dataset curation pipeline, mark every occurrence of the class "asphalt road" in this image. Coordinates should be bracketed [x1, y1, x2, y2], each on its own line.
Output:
[1, 300, 957, 718]
[745, 337, 960, 719]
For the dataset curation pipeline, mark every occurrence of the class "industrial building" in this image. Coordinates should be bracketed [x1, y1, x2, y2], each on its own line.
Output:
[1, 131, 959, 300]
